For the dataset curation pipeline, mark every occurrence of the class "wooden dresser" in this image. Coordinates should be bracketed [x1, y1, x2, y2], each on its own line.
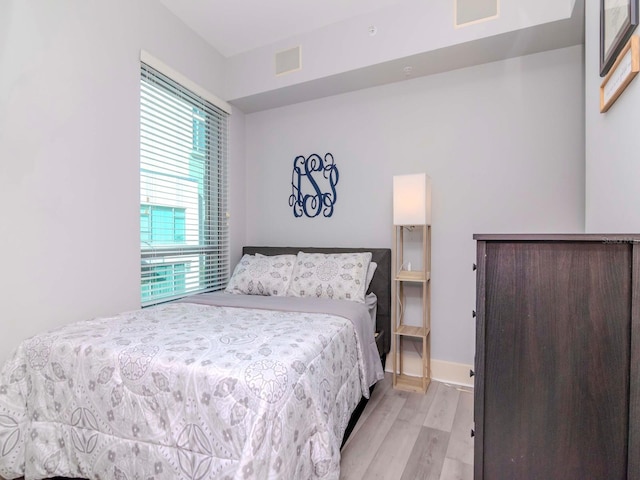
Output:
[473, 234, 640, 480]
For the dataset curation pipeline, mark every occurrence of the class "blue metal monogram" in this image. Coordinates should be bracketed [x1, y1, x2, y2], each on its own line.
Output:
[289, 153, 339, 218]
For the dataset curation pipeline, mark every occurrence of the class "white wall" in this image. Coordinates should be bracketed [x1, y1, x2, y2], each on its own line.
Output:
[0, 0, 245, 363]
[585, 1, 640, 230]
[244, 45, 585, 365]
[229, 110, 247, 263]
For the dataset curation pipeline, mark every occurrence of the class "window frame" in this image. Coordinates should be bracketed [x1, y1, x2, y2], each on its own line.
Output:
[139, 52, 231, 307]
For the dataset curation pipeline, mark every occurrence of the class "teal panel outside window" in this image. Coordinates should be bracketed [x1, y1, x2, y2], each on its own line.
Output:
[140, 207, 151, 245]
[140, 205, 186, 245]
[141, 263, 186, 302]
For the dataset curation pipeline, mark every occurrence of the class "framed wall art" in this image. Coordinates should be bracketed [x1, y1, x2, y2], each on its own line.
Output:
[600, 35, 639, 112]
[601, 0, 639, 76]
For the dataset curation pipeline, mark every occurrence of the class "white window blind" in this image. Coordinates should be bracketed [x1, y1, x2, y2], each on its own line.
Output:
[140, 61, 229, 306]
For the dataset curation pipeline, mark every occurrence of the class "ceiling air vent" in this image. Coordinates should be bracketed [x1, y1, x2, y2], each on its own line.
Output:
[275, 46, 301, 76]
[455, 0, 499, 27]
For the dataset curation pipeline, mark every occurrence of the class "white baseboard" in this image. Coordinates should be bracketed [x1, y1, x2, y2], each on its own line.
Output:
[385, 350, 474, 388]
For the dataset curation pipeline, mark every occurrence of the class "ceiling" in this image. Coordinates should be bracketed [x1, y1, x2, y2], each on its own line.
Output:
[158, 0, 585, 112]
[159, 0, 404, 57]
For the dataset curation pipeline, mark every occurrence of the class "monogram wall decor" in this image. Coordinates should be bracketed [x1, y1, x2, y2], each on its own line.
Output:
[289, 153, 339, 218]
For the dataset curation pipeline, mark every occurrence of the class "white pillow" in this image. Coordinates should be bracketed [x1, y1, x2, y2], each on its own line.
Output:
[286, 252, 372, 303]
[225, 254, 295, 296]
[365, 261, 377, 291]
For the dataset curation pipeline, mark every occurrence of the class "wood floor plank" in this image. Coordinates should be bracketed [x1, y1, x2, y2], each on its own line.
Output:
[396, 376, 438, 425]
[341, 378, 474, 480]
[340, 391, 407, 479]
[439, 457, 474, 480]
[445, 389, 474, 466]
[399, 427, 450, 480]
[346, 372, 393, 442]
[423, 382, 460, 432]
[361, 419, 423, 480]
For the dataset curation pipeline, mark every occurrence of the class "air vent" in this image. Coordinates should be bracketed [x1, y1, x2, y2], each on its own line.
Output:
[275, 46, 301, 76]
[455, 0, 499, 27]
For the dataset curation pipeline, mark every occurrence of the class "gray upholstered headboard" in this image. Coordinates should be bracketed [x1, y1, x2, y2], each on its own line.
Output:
[242, 246, 391, 355]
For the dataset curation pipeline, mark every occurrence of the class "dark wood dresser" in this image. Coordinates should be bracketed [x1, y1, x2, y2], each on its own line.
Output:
[473, 234, 640, 480]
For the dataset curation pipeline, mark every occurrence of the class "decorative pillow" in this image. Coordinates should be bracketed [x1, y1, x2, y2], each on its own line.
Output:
[287, 252, 372, 303]
[365, 261, 378, 291]
[225, 254, 296, 296]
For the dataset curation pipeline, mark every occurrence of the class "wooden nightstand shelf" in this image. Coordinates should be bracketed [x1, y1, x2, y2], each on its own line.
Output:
[391, 224, 431, 393]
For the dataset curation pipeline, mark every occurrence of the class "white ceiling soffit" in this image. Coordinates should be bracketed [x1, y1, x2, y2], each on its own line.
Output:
[230, 0, 584, 113]
[159, 0, 584, 113]
[159, 0, 404, 57]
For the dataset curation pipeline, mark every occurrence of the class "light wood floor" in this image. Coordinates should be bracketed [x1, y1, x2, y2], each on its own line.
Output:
[340, 373, 474, 480]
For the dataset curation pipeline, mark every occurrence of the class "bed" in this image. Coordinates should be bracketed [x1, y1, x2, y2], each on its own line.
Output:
[0, 246, 390, 480]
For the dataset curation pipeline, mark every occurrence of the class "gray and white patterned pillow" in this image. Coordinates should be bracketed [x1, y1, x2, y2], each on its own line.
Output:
[225, 254, 296, 296]
[286, 252, 373, 303]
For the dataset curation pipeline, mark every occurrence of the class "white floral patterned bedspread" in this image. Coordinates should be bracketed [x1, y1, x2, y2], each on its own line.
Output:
[0, 299, 378, 480]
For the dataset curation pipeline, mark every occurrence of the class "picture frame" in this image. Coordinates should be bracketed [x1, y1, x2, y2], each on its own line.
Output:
[600, 35, 639, 112]
[600, 0, 639, 77]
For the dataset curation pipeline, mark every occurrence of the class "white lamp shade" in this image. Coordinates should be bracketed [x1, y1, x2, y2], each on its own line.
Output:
[393, 173, 431, 225]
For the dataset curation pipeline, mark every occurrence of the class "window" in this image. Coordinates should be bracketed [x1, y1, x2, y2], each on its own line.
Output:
[140, 205, 186, 244]
[140, 59, 229, 306]
[141, 262, 186, 301]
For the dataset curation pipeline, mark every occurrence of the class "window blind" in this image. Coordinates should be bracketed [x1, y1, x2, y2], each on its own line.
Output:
[140, 62, 229, 306]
